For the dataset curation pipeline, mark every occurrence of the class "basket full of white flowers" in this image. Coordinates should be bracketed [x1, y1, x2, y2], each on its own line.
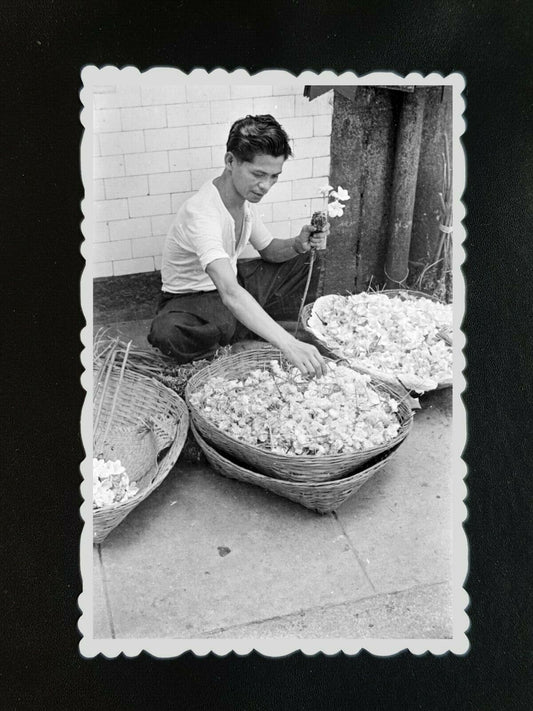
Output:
[302, 289, 453, 393]
[185, 347, 413, 483]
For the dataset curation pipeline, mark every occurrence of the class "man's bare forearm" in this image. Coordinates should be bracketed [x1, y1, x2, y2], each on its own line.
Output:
[259, 237, 306, 263]
[221, 285, 327, 376]
[221, 284, 294, 348]
[206, 256, 328, 376]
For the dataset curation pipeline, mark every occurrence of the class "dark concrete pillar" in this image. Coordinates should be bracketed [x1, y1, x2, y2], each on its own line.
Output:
[384, 89, 426, 288]
[321, 86, 451, 298]
[410, 86, 453, 269]
[324, 88, 396, 295]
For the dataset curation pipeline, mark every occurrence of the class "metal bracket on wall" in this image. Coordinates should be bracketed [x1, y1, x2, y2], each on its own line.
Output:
[304, 86, 415, 102]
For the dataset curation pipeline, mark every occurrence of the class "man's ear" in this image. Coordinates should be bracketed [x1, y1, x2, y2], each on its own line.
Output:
[224, 151, 235, 169]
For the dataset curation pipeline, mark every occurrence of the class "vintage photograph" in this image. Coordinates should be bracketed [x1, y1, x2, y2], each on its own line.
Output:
[79, 68, 466, 657]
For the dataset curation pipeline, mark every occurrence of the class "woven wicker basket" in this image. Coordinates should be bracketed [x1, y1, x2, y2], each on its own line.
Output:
[185, 347, 413, 483]
[192, 423, 400, 514]
[93, 368, 189, 544]
[302, 289, 452, 392]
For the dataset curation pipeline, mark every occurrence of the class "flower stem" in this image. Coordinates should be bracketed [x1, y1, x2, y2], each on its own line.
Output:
[295, 249, 317, 336]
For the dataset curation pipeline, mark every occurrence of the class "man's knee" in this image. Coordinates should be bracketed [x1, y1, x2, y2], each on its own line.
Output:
[148, 311, 185, 359]
[148, 311, 169, 340]
[148, 310, 224, 364]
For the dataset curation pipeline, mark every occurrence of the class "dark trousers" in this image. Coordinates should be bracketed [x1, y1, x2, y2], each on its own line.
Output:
[148, 253, 321, 363]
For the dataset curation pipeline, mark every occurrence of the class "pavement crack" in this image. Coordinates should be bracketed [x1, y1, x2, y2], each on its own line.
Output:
[198, 581, 452, 638]
[332, 511, 376, 593]
[97, 545, 116, 639]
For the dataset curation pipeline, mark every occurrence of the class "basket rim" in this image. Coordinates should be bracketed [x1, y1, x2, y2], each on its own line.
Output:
[185, 346, 413, 467]
[191, 422, 399, 490]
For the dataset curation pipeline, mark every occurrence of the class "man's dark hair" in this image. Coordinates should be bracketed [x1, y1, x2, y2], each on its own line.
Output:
[226, 114, 293, 163]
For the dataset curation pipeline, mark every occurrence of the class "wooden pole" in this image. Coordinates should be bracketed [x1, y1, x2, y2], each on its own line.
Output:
[385, 89, 426, 288]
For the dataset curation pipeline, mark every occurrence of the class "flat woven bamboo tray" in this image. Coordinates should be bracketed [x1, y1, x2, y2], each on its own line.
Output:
[191, 423, 400, 514]
[93, 368, 189, 544]
[185, 347, 413, 483]
[302, 289, 453, 392]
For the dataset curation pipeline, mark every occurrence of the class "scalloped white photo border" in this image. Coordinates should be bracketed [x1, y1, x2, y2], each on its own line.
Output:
[79, 66, 468, 658]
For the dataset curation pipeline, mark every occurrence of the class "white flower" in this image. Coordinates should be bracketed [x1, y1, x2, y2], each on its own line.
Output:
[318, 184, 334, 197]
[331, 186, 350, 202]
[327, 200, 345, 218]
[93, 458, 139, 509]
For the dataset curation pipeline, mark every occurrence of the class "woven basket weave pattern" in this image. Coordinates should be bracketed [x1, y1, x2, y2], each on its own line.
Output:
[185, 348, 413, 483]
[192, 424, 399, 514]
[98, 424, 158, 491]
[93, 368, 189, 544]
[302, 289, 452, 391]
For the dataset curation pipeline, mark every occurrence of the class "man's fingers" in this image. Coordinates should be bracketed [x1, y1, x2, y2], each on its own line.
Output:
[309, 227, 329, 248]
[305, 353, 327, 379]
[315, 355, 328, 378]
[285, 342, 327, 378]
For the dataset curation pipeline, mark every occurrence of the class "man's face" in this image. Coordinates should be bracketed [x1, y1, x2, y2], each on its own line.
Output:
[227, 153, 285, 203]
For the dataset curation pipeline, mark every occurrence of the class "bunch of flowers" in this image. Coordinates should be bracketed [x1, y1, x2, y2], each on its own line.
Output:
[189, 361, 401, 456]
[317, 184, 351, 219]
[93, 458, 139, 509]
[313, 292, 452, 387]
[296, 184, 351, 333]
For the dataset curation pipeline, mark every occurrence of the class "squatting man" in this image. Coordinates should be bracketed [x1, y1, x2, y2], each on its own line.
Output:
[148, 114, 329, 378]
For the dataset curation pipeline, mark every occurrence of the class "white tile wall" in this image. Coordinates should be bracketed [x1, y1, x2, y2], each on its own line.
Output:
[91, 85, 333, 275]
[131, 234, 166, 259]
[94, 108, 121, 133]
[167, 102, 211, 127]
[99, 131, 144, 156]
[94, 179, 105, 201]
[93, 239, 132, 262]
[151, 214, 174, 236]
[168, 147, 211, 171]
[128, 194, 171, 218]
[253, 95, 295, 118]
[292, 176, 330, 200]
[104, 176, 148, 200]
[230, 85, 272, 99]
[93, 262, 114, 278]
[94, 222, 109, 243]
[279, 116, 314, 139]
[125, 151, 169, 176]
[277, 158, 313, 182]
[94, 87, 141, 109]
[121, 106, 166, 131]
[145, 127, 188, 152]
[95, 198, 129, 222]
[94, 155, 125, 179]
[114, 257, 155, 276]
[141, 85, 186, 106]
[292, 136, 331, 160]
[313, 156, 331, 178]
[148, 171, 191, 195]
[109, 217, 152, 242]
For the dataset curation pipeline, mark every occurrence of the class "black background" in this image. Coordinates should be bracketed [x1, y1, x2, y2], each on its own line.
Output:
[2, 1, 532, 708]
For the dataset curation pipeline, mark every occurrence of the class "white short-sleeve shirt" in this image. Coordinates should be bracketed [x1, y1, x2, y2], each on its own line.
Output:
[161, 180, 274, 294]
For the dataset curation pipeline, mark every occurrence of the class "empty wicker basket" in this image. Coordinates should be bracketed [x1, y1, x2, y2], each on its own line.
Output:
[185, 347, 413, 483]
[302, 289, 452, 392]
[192, 423, 401, 514]
[93, 367, 189, 544]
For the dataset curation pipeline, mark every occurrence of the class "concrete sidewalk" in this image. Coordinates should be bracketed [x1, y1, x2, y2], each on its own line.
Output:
[92, 318, 453, 640]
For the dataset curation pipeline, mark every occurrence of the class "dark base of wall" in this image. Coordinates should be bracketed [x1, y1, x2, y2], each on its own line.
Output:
[94, 271, 162, 324]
